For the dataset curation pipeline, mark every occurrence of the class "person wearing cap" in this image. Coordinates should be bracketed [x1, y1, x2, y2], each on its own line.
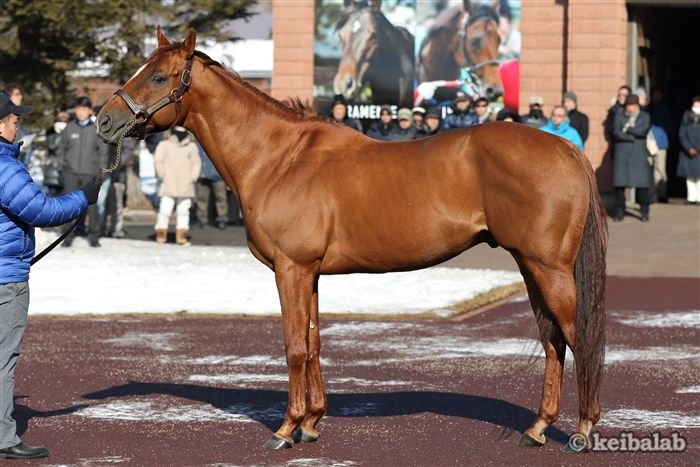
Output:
[0, 92, 101, 460]
[442, 91, 477, 132]
[521, 96, 548, 128]
[539, 106, 584, 151]
[411, 106, 429, 137]
[56, 96, 109, 247]
[329, 94, 363, 132]
[153, 127, 202, 246]
[562, 91, 589, 144]
[612, 94, 652, 222]
[366, 105, 396, 141]
[388, 108, 420, 141]
[424, 107, 442, 136]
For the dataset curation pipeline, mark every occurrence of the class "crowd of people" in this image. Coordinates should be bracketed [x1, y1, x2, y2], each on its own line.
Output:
[4, 84, 243, 251]
[330, 86, 700, 220]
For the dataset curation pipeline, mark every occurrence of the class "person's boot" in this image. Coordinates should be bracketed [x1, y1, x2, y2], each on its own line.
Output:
[176, 228, 191, 246]
[155, 228, 168, 244]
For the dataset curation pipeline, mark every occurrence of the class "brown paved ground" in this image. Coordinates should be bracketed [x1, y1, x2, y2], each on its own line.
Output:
[11, 201, 699, 466]
[9, 275, 699, 467]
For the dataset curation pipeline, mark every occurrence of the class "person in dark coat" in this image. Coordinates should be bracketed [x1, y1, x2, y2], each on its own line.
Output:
[366, 105, 396, 141]
[388, 108, 420, 141]
[441, 91, 477, 132]
[677, 96, 700, 204]
[329, 94, 363, 132]
[612, 94, 652, 222]
[605, 85, 631, 142]
[562, 91, 589, 144]
[423, 107, 442, 136]
[56, 96, 109, 247]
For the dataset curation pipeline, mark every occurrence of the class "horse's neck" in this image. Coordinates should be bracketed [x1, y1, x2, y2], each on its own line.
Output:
[183, 66, 296, 200]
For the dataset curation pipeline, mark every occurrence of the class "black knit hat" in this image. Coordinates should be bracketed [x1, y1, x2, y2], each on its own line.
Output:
[624, 94, 640, 106]
[331, 94, 348, 108]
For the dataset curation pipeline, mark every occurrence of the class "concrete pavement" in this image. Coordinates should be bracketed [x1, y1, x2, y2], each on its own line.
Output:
[121, 200, 700, 278]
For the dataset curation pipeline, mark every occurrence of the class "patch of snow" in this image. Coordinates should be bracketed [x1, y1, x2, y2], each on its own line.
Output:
[102, 332, 180, 352]
[600, 408, 700, 429]
[676, 385, 700, 394]
[615, 310, 700, 329]
[28, 238, 522, 316]
[77, 401, 248, 423]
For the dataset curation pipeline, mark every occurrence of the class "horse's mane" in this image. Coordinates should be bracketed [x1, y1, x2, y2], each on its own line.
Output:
[150, 43, 325, 124]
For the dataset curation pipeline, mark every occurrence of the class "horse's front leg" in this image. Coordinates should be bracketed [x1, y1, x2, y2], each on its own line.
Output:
[300, 278, 327, 442]
[262, 257, 319, 450]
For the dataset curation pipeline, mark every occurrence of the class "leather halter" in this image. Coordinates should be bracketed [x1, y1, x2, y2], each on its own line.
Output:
[113, 54, 194, 139]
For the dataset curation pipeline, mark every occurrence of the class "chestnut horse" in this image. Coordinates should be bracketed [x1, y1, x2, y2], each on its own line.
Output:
[97, 29, 607, 452]
[333, 0, 414, 107]
[417, 1, 503, 100]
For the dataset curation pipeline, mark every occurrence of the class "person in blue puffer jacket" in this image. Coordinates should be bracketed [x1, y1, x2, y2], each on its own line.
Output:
[539, 105, 584, 152]
[0, 91, 101, 460]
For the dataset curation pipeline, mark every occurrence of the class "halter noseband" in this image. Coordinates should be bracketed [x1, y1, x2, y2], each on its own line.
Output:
[113, 54, 194, 139]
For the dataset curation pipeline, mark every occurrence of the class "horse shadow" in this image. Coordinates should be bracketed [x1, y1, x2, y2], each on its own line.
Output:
[81, 382, 570, 444]
[13, 396, 88, 437]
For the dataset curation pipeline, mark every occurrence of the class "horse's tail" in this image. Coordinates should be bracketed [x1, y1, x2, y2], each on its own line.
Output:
[573, 154, 608, 421]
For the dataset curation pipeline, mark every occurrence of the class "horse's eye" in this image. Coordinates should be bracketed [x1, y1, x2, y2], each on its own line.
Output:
[152, 75, 166, 84]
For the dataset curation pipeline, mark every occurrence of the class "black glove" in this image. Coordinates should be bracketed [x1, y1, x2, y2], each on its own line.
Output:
[80, 176, 103, 205]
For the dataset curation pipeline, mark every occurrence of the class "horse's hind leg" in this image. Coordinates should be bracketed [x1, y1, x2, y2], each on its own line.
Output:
[517, 266, 568, 447]
[516, 259, 577, 447]
[300, 278, 327, 442]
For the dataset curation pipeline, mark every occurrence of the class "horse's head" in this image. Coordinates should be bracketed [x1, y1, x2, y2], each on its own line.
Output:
[97, 27, 197, 144]
[456, 4, 503, 100]
[333, 0, 386, 101]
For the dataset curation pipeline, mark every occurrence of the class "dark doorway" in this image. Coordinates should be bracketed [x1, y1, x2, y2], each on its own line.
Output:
[632, 4, 700, 198]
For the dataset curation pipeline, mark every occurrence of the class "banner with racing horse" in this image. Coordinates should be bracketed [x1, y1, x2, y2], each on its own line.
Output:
[314, 0, 521, 124]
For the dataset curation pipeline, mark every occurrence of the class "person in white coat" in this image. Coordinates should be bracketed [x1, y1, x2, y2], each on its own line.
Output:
[153, 126, 201, 245]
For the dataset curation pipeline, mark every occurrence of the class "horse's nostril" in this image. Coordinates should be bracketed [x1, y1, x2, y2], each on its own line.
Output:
[100, 115, 112, 132]
[346, 77, 355, 91]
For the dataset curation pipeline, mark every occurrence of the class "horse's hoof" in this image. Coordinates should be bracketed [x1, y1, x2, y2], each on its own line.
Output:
[301, 431, 319, 443]
[563, 432, 591, 453]
[517, 432, 545, 447]
[262, 434, 293, 450]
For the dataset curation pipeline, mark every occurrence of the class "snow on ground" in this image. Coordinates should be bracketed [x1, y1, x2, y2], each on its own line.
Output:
[28, 236, 522, 316]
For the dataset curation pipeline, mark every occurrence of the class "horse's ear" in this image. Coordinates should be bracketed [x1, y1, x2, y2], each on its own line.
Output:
[156, 25, 171, 47]
[182, 28, 197, 56]
[462, 0, 471, 13]
[369, 0, 381, 11]
[343, 0, 354, 8]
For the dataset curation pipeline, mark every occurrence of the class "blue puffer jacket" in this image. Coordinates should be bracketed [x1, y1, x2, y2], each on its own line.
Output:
[0, 140, 87, 284]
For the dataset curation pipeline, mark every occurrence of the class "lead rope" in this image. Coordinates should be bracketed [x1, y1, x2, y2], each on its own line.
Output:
[31, 118, 141, 266]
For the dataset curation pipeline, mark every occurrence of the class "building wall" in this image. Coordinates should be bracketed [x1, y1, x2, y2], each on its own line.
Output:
[520, 0, 628, 190]
[270, 0, 629, 188]
[271, 0, 315, 102]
